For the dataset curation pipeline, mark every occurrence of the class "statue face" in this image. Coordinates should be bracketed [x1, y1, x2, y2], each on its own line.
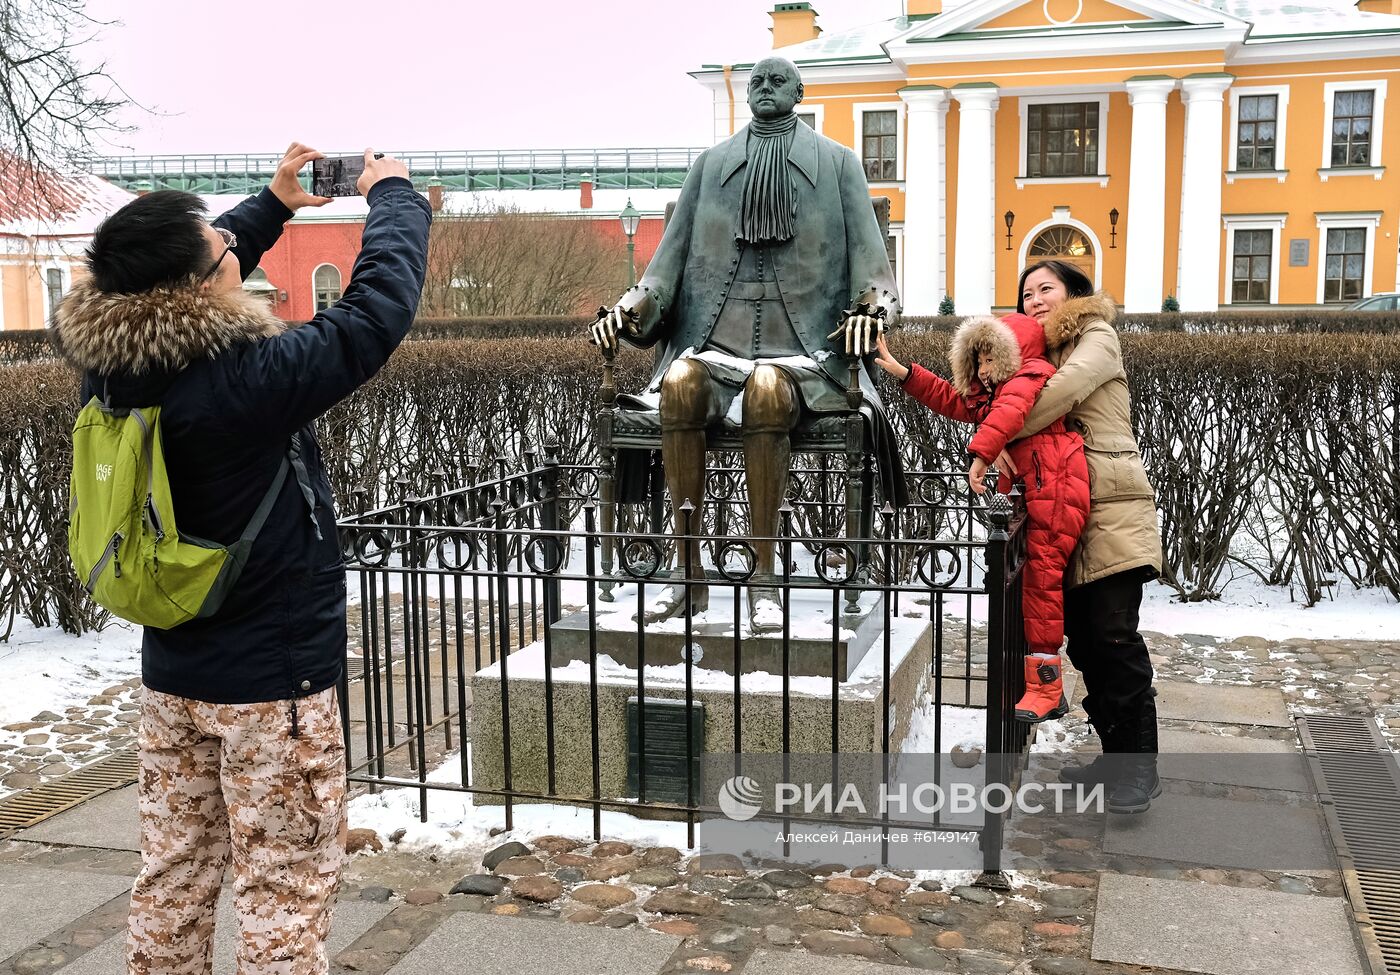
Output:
[748, 59, 804, 120]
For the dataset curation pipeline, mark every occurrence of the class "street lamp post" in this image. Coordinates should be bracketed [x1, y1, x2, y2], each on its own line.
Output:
[619, 198, 640, 287]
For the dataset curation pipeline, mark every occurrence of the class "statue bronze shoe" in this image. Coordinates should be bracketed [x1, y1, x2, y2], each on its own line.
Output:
[747, 578, 784, 634]
[638, 574, 710, 625]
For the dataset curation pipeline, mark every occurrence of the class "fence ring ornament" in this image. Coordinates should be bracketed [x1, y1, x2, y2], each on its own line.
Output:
[524, 535, 567, 575]
[570, 469, 600, 499]
[916, 544, 963, 589]
[716, 541, 757, 582]
[445, 494, 471, 526]
[352, 528, 393, 568]
[916, 476, 951, 508]
[622, 538, 665, 579]
[814, 543, 856, 586]
[707, 470, 738, 500]
[435, 531, 478, 571]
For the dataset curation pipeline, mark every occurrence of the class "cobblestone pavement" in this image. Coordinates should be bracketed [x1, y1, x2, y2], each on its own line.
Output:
[0, 631, 1393, 974]
[0, 677, 142, 796]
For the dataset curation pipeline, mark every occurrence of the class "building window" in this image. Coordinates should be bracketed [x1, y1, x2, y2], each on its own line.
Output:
[45, 268, 63, 313]
[796, 112, 817, 129]
[1026, 103, 1099, 178]
[1027, 224, 1095, 286]
[1231, 230, 1273, 303]
[1235, 95, 1278, 171]
[885, 233, 899, 282]
[313, 264, 342, 311]
[862, 110, 898, 181]
[1324, 228, 1366, 302]
[1331, 90, 1375, 167]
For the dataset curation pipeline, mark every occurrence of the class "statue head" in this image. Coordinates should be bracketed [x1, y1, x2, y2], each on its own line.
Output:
[747, 57, 804, 120]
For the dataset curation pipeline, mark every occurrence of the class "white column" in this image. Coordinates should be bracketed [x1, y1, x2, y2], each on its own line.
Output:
[1122, 78, 1177, 312]
[952, 87, 999, 314]
[1176, 75, 1233, 311]
[897, 87, 949, 315]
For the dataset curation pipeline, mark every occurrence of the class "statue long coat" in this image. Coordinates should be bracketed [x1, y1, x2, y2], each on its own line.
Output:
[618, 120, 907, 504]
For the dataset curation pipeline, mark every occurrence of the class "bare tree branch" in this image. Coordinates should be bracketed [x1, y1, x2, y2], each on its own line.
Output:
[0, 0, 133, 196]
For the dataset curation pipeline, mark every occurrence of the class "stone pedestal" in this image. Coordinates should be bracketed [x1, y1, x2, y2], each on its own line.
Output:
[546, 586, 887, 680]
[470, 614, 933, 808]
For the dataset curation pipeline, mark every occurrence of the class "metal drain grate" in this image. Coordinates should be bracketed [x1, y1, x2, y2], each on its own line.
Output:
[0, 747, 139, 837]
[346, 656, 365, 682]
[1298, 713, 1400, 975]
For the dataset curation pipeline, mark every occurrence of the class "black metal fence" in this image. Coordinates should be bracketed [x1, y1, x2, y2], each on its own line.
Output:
[336, 445, 1031, 873]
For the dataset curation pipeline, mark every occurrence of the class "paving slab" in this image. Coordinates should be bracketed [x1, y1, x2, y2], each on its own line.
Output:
[1103, 790, 1334, 871]
[16, 783, 141, 851]
[1155, 680, 1291, 728]
[0, 863, 133, 959]
[59, 894, 391, 974]
[746, 948, 906, 973]
[1092, 873, 1363, 975]
[390, 911, 681, 975]
[1158, 730, 1313, 792]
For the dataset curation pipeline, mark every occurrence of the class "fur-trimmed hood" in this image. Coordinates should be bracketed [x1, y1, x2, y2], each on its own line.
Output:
[948, 313, 1048, 396]
[51, 278, 286, 377]
[1041, 290, 1118, 349]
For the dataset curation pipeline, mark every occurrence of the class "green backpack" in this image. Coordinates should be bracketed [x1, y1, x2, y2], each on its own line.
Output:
[68, 395, 312, 630]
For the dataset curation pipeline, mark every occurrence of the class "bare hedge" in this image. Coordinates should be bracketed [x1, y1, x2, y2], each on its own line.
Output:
[2, 330, 1397, 636]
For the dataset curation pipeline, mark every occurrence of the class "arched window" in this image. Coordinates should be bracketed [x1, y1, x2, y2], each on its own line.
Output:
[313, 264, 342, 311]
[1027, 226, 1095, 282]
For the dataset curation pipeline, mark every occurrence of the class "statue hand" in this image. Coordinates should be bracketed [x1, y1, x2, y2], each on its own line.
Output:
[827, 314, 885, 357]
[590, 304, 636, 354]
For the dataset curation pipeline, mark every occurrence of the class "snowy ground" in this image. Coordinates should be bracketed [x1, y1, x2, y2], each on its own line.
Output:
[0, 616, 141, 726]
[2, 574, 1394, 732]
[1138, 577, 1400, 641]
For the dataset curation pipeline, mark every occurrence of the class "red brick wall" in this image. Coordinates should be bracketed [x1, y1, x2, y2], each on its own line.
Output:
[257, 215, 666, 321]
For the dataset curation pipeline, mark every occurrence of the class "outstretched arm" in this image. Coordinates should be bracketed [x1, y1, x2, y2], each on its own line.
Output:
[903, 364, 984, 424]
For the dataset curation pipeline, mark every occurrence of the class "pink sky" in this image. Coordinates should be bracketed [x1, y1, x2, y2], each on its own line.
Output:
[86, 0, 900, 156]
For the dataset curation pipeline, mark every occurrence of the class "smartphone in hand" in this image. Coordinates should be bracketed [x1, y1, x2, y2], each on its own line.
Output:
[311, 155, 371, 197]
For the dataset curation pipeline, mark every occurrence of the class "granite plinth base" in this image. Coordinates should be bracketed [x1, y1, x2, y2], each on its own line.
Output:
[547, 585, 886, 680]
[470, 615, 932, 809]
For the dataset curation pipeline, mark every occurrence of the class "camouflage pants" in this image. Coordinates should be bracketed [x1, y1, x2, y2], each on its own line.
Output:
[128, 688, 347, 975]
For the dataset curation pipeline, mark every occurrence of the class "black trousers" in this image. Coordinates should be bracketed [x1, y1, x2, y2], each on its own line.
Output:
[1063, 569, 1156, 730]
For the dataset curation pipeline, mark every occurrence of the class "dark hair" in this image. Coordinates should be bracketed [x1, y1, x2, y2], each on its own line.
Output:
[1016, 260, 1093, 314]
[85, 191, 211, 294]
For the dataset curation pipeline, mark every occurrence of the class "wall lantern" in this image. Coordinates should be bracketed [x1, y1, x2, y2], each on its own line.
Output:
[1109, 208, 1120, 249]
[1003, 210, 1015, 251]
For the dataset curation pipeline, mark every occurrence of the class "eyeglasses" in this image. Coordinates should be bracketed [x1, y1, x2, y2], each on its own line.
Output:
[200, 227, 237, 283]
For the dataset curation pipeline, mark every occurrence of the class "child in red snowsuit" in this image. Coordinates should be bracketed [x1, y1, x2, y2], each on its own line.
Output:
[874, 314, 1090, 721]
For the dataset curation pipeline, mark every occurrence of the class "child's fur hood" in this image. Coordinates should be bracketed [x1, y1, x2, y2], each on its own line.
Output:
[51, 278, 286, 376]
[1041, 290, 1118, 349]
[949, 316, 1021, 397]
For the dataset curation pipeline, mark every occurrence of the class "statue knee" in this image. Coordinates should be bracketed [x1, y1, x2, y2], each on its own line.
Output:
[660, 359, 713, 430]
[743, 365, 799, 434]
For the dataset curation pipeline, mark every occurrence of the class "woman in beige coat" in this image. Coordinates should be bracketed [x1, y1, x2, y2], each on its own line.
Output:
[1009, 260, 1163, 814]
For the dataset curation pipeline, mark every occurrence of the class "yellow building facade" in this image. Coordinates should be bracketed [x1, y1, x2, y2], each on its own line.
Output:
[695, 0, 1400, 313]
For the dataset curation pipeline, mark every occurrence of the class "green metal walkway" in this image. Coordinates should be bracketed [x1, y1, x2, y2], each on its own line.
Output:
[84, 148, 705, 195]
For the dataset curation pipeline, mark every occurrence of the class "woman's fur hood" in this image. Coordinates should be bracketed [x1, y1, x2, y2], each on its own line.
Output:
[1041, 290, 1118, 349]
[949, 314, 1049, 397]
[51, 278, 286, 377]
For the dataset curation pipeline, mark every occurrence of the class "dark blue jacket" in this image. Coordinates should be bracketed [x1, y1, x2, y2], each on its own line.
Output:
[57, 179, 431, 704]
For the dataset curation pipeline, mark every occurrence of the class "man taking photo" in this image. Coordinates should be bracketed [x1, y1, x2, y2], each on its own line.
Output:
[52, 143, 430, 974]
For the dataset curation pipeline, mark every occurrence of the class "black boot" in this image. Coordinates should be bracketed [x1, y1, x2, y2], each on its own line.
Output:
[1060, 716, 1123, 789]
[1107, 695, 1160, 815]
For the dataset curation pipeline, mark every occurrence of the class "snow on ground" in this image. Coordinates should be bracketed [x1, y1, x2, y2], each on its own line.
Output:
[0, 616, 141, 725]
[1138, 577, 1400, 642]
[927, 579, 1399, 643]
[349, 751, 691, 856]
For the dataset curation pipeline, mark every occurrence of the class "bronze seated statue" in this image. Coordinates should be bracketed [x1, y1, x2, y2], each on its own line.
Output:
[591, 56, 906, 633]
